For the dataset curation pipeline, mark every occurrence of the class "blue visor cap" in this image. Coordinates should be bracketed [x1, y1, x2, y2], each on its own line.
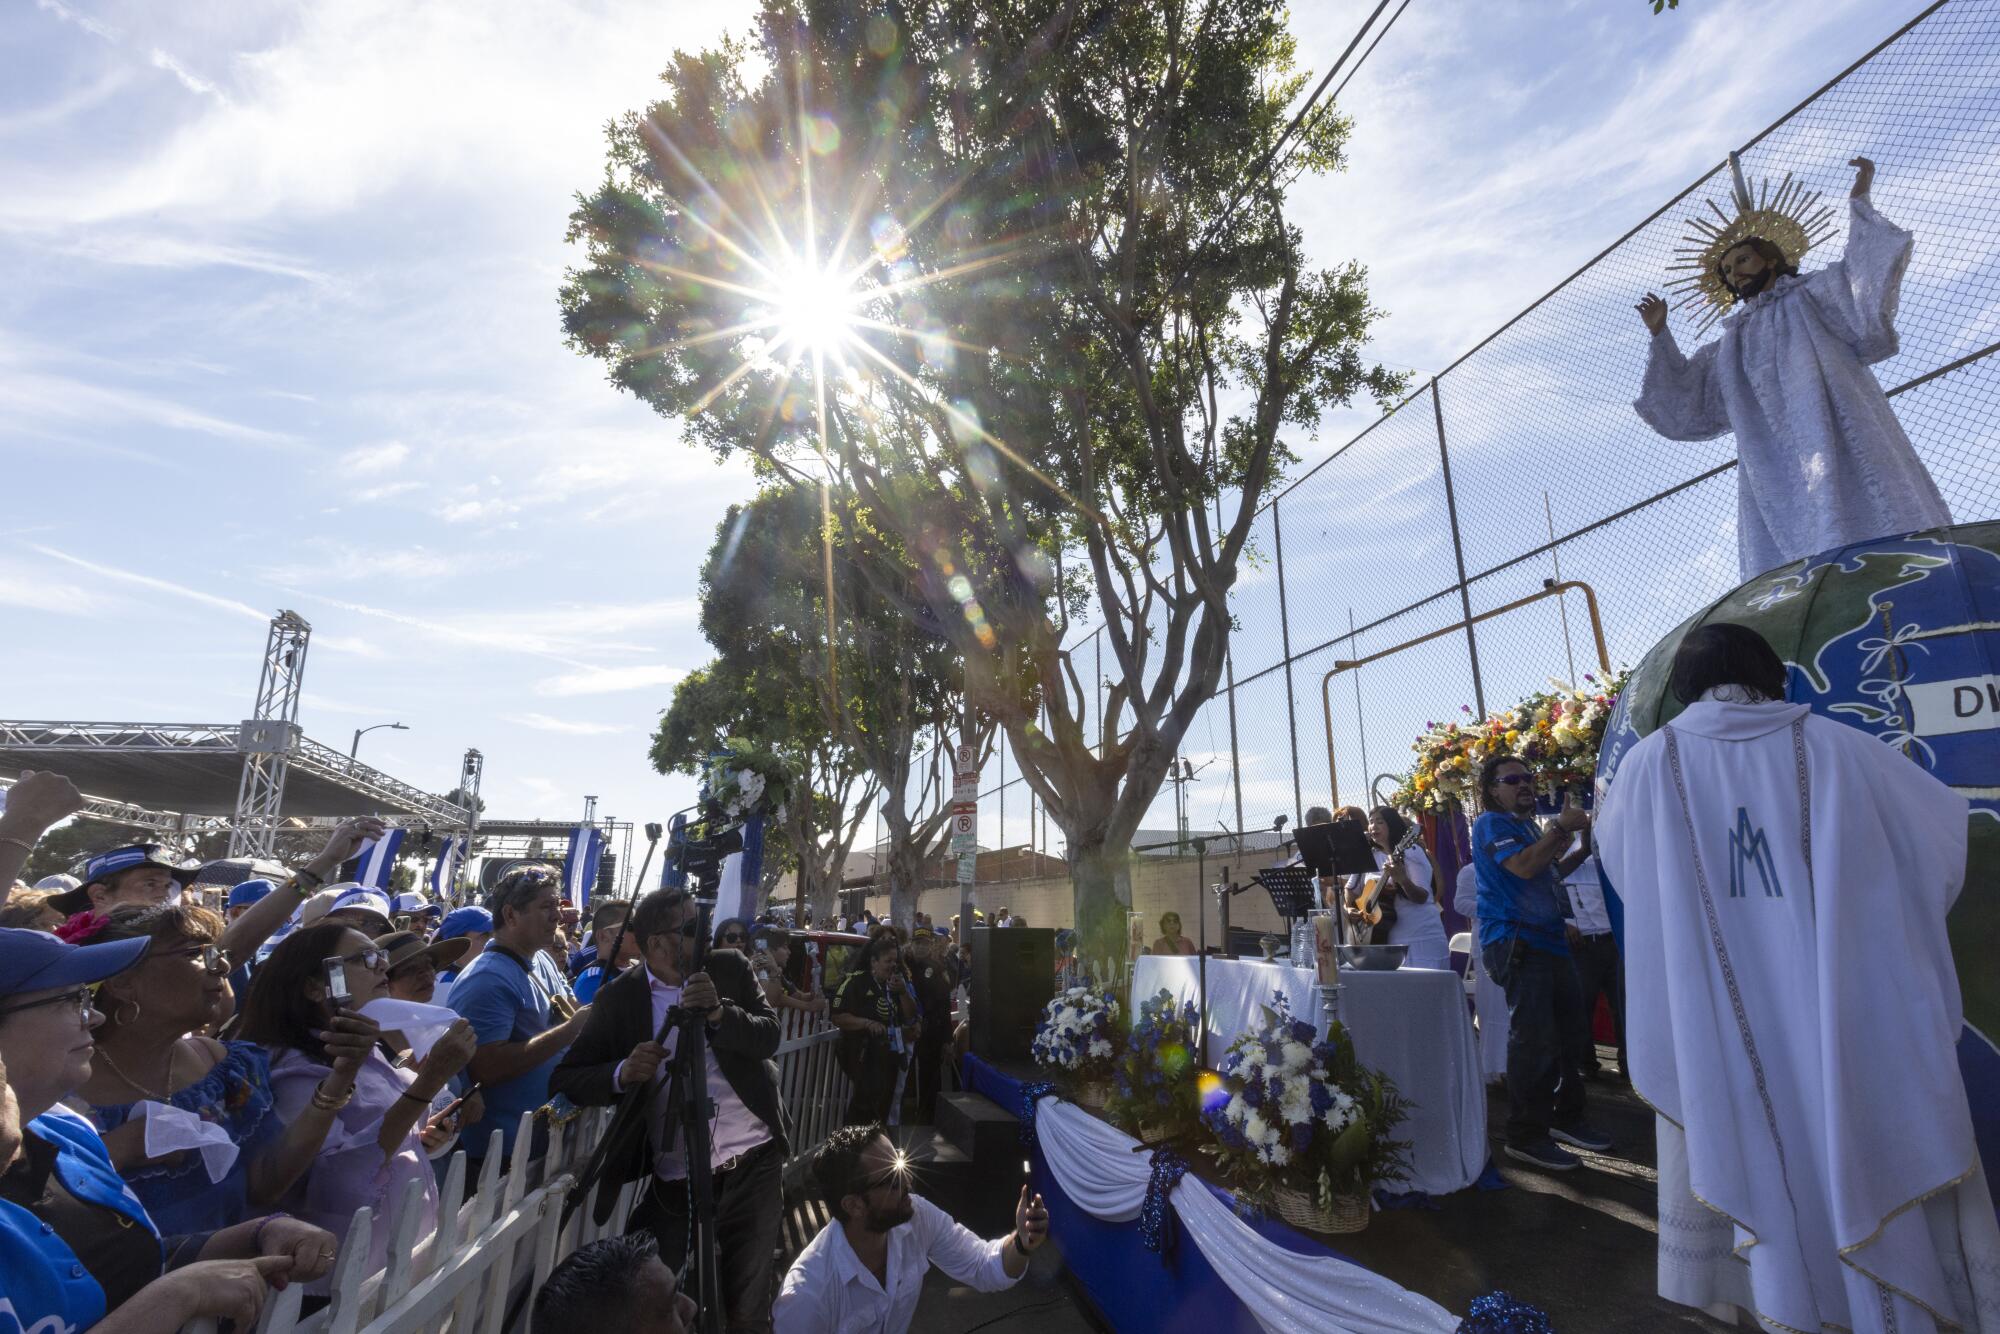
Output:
[0, 927, 150, 1000]
[80, 844, 200, 888]
[227, 879, 277, 909]
[436, 906, 493, 940]
[328, 886, 393, 922]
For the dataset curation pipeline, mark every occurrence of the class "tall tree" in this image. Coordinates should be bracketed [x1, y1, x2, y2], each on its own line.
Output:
[654, 656, 875, 923]
[701, 485, 993, 928]
[564, 0, 1402, 968]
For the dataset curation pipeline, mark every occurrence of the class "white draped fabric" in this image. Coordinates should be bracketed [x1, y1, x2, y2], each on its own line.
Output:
[1633, 196, 1951, 579]
[1032, 1097, 1459, 1334]
[1599, 698, 2000, 1333]
[1453, 864, 1510, 1081]
[1131, 956, 1485, 1195]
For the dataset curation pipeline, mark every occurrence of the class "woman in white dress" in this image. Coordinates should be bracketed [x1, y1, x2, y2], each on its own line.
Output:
[1354, 806, 1451, 971]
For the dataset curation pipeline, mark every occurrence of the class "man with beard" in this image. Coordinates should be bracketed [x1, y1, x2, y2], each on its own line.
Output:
[1633, 156, 1951, 578]
[772, 1124, 1049, 1333]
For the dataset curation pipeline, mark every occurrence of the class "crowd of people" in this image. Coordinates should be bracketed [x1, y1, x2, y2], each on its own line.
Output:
[0, 773, 1029, 1334]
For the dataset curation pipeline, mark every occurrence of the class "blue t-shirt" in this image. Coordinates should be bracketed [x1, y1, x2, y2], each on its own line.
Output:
[0, 1109, 162, 1334]
[1472, 811, 1570, 955]
[447, 948, 563, 1159]
[87, 1040, 284, 1235]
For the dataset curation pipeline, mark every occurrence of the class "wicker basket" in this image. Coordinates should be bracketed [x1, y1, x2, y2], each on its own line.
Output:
[1272, 1184, 1369, 1234]
[1072, 1080, 1111, 1112]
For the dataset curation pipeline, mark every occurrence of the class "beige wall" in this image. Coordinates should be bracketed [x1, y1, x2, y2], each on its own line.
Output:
[861, 854, 1297, 942]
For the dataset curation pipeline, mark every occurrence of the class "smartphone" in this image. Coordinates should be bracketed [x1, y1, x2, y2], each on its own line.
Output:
[325, 960, 351, 1005]
[437, 1082, 483, 1119]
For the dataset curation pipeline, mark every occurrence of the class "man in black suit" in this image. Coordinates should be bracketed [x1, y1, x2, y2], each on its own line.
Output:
[551, 888, 787, 1333]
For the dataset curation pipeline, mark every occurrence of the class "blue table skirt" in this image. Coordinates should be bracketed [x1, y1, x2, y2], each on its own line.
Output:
[964, 1054, 1368, 1334]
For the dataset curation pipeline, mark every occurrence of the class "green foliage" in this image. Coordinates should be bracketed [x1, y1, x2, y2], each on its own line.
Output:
[20, 820, 114, 884]
[563, 0, 1404, 969]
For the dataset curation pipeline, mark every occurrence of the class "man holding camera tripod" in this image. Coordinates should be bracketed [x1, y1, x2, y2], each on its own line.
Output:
[550, 888, 787, 1333]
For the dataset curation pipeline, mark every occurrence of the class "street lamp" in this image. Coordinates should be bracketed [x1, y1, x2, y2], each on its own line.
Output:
[351, 722, 409, 759]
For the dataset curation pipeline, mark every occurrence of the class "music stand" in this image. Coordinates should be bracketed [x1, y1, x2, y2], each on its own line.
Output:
[1251, 864, 1321, 927]
[1293, 821, 1376, 880]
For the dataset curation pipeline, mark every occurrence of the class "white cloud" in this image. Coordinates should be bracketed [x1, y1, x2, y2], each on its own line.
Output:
[259, 542, 476, 585]
[436, 496, 518, 524]
[505, 712, 628, 735]
[33, 0, 116, 41]
[0, 362, 301, 449]
[535, 664, 685, 697]
[0, 558, 108, 615]
[149, 49, 224, 101]
[341, 441, 410, 473]
[27, 544, 269, 622]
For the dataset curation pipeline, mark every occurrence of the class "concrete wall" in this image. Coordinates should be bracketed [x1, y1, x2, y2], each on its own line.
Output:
[859, 853, 1298, 942]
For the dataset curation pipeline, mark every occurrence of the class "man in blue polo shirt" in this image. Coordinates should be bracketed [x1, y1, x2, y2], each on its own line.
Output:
[1472, 755, 1612, 1171]
[448, 866, 591, 1167]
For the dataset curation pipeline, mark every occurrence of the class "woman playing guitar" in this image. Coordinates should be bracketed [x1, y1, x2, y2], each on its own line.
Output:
[1343, 805, 1452, 968]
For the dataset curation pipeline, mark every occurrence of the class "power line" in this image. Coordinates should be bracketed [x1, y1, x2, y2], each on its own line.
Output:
[1160, 0, 1409, 304]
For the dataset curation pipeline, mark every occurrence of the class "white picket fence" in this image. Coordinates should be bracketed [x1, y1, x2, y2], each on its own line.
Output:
[183, 1011, 852, 1334]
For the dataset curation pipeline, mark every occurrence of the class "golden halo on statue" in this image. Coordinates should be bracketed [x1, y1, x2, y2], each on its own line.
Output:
[1663, 154, 1841, 332]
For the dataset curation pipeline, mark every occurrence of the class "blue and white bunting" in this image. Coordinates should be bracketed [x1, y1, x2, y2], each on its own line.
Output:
[429, 836, 464, 900]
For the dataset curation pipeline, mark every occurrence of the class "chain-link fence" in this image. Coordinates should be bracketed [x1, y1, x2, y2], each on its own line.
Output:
[970, 0, 2000, 862]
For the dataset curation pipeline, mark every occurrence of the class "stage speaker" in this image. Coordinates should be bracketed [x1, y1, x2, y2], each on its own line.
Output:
[970, 927, 1053, 1061]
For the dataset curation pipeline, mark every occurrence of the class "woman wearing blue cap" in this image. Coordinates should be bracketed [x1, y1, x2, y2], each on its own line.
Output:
[0, 926, 339, 1333]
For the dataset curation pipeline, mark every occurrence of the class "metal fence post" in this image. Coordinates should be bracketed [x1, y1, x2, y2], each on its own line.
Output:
[1271, 495, 1305, 823]
[1432, 378, 1487, 719]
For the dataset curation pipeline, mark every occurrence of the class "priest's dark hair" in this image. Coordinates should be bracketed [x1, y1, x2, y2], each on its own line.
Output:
[1670, 622, 1789, 704]
[1716, 236, 1799, 296]
[532, 1232, 665, 1330]
[628, 886, 693, 945]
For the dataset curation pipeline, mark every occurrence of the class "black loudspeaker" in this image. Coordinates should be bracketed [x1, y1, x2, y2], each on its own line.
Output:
[970, 927, 1053, 1061]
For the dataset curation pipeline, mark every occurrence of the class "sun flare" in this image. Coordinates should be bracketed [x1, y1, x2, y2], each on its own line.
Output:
[771, 260, 860, 360]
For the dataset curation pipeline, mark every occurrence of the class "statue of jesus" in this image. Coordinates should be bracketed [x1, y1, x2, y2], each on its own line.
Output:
[1633, 157, 1952, 580]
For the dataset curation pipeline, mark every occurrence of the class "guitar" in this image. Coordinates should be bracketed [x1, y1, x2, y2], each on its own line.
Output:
[1348, 822, 1424, 945]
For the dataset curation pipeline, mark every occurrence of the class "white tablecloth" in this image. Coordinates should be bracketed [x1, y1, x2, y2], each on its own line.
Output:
[1131, 955, 1486, 1195]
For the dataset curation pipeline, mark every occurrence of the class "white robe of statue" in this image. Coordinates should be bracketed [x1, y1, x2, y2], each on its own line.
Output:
[1453, 862, 1509, 1082]
[1634, 197, 1952, 580]
[1597, 696, 2000, 1333]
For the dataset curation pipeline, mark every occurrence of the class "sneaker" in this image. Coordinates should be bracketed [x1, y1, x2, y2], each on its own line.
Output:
[1505, 1139, 1580, 1172]
[1550, 1123, 1613, 1153]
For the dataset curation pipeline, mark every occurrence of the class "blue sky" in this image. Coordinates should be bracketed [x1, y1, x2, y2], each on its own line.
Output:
[0, 0, 1926, 856]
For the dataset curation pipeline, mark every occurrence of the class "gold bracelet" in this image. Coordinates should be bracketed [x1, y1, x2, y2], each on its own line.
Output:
[310, 1081, 354, 1112]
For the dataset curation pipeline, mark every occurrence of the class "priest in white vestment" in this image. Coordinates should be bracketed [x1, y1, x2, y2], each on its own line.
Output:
[1633, 156, 1951, 580]
[1598, 623, 2000, 1333]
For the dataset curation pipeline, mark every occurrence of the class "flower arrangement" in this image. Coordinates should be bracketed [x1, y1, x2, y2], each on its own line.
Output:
[701, 739, 793, 822]
[1031, 986, 1124, 1084]
[1393, 672, 1628, 814]
[1200, 993, 1409, 1220]
[1109, 989, 1205, 1138]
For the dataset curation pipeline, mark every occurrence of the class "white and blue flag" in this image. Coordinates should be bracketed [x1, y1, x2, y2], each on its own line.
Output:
[429, 836, 464, 900]
[348, 827, 407, 890]
[562, 826, 605, 908]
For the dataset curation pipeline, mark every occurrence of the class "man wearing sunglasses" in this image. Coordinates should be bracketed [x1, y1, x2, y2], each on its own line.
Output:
[550, 888, 784, 1332]
[1471, 755, 1610, 1173]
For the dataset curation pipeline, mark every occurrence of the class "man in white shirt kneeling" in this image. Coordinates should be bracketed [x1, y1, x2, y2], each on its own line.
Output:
[773, 1123, 1050, 1334]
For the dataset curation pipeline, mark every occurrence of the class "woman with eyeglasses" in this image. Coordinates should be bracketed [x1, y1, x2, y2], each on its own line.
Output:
[0, 926, 339, 1333]
[74, 903, 313, 1235]
[236, 923, 477, 1292]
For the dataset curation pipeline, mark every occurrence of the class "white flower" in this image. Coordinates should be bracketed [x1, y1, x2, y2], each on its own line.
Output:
[1244, 1112, 1269, 1146]
[1089, 1038, 1111, 1059]
[1281, 1041, 1311, 1073]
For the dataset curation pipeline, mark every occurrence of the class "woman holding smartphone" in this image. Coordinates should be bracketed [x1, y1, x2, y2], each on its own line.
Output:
[236, 924, 477, 1293]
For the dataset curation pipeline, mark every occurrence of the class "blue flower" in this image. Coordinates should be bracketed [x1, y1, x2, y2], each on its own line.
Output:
[1309, 1081, 1333, 1113]
[1291, 1123, 1313, 1152]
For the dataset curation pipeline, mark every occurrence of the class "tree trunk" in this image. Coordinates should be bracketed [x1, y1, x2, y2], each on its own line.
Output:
[1067, 838, 1133, 986]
